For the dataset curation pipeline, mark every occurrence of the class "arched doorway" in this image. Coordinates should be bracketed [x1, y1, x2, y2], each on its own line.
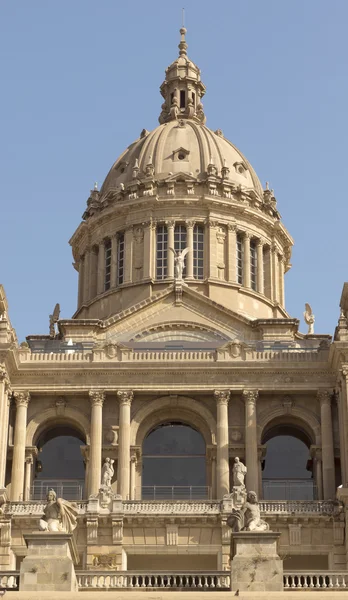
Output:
[33, 425, 86, 500]
[142, 422, 207, 500]
[262, 423, 314, 500]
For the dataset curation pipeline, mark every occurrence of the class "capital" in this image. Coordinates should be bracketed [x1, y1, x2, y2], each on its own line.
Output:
[89, 390, 105, 407]
[243, 389, 259, 404]
[186, 220, 195, 229]
[214, 390, 230, 405]
[227, 223, 237, 233]
[117, 390, 134, 406]
[0, 363, 7, 383]
[13, 391, 30, 408]
[341, 367, 348, 380]
[317, 390, 332, 406]
[165, 220, 175, 228]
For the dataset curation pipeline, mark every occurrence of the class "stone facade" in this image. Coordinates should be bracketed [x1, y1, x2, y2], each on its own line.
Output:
[1, 27, 348, 594]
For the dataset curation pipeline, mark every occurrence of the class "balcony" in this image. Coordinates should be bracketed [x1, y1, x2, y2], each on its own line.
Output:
[262, 478, 316, 501]
[31, 479, 85, 501]
[140, 486, 211, 501]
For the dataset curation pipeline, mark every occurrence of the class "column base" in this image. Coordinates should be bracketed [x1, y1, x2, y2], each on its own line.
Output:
[20, 532, 78, 591]
[231, 531, 283, 592]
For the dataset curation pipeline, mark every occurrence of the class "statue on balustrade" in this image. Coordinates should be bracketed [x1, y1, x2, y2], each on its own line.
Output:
[227, 491, 269, 533]
[39, 489, 78, 533]
[101, 457, 115, 488]
[232, 457, 247, 487]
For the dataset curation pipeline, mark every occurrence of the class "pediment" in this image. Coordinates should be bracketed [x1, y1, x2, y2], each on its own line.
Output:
[164, 171, 197, 183]
[101, 285, 257, 346]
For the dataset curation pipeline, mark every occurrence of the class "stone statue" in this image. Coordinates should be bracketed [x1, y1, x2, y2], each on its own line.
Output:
[49, 303, 60, 338]
[169, 247, 190, 280]
[39, 489, 78, 533]
[232, 457, 247, 487]
[101, 457, 115, 488]
[304, 303, 315, 334]
[170, 96, 179, 120]
[227, 491, 269, 533]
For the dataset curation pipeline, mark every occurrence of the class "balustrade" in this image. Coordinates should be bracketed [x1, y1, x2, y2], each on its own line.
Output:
[0, 572, 19, 589]
[284, 572, 348, 589]
[76, 571, 230, 590]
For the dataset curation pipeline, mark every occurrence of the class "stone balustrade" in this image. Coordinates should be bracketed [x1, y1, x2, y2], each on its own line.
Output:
[2, 499, 337, 517]
[76, 571, 231, 590]
[284, 572, 348, 589]
[0, 571, 19, 589]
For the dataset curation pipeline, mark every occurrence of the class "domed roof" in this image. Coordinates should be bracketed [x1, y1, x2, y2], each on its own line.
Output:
[100, 121, 263, 197]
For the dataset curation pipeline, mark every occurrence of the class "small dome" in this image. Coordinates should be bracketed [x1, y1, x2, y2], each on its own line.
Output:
[100, 121, 263, 197]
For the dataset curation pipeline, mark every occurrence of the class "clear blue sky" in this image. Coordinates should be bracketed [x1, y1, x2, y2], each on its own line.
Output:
[1, 0, 347, 342]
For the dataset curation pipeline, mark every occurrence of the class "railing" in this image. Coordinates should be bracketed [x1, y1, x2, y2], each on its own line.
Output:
[259, 500, 336, 515]
[123, 500, 221, 514]
[284, 572, 348, 589]
[76, 571, 231, 590]
[3, 500, 88, 515]
[140, 486, 211, 500]
[262, 479, 316, 501]
[31, 479, 85, 500]
[0, 571, 19, 589]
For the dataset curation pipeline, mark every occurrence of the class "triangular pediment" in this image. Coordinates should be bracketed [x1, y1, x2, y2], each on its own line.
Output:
[164, 171, 197, 183]
[100, 285, 257, 346]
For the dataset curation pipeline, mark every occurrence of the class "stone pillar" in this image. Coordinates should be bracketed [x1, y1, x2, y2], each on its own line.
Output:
[97, 241, 106, 295]
[271, 244, 279, 302]
[214, 390, 230, 499]
[208, 221, 218, 279]
[83, 249, 91, 303]
[186, 220, 194, 278]
[256, 239, 264, 294]
[243, 233, 251, 288]
[0, 366, 10, 489]
[279, 255, 285, 306]
[77, 256, 85, 306]
[130, 451, 137, 500]
[24, 455, 33, 501]
[318, 390, 336, 499]
[227, 224, 237, 283]
[124, 227, 133, 283]
[167, 221, 175, 278]
[336, 384, 347, 486]
[110, 236, 117, 288]
[11, 392, 30, 501]
[117, 390, 134, 499]
[88, 390, 105, 497]
[89, 246, 98, 299]
[311, 447, 323, 500]
[243, 389, 259, 494]
[143, 222, 154, 279]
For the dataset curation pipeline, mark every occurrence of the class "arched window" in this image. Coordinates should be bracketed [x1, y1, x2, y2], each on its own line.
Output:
[142, 423, 207, 500]
[33, 426, 86, 500]
[117, 232, 125, 285]
[156, 224, 168, 279]
[262, 424, 314, 500]
[193, 224, 204, 279]
[236, 233, 243, 284]
[104, 239, 112, 291]
[250, 239, 257, 291]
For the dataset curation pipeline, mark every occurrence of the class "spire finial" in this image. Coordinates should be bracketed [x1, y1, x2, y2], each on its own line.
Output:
[178, 19, 188, 57]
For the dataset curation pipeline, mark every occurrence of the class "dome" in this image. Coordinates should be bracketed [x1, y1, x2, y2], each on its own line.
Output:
[100, 121, 263, 198]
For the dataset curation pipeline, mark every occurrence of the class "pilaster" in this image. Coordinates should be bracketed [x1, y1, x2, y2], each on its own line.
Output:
[214, 390, 230, 499]
[88, 390, 105, 497]
[11, 391, 30, 501]
[243, 389, 259, 494]
[117, 390, 134, 499]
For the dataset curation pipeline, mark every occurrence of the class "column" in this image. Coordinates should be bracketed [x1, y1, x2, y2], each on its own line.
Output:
[186, 221, 194, 278]
[88, 390, 105, 496]
[311, 447, 323, 500]
[77, 256, 85, 307]
[271, 244, 279, 302]
[0, 367, 10, 489]
[167, 221, 175, 278]
[256, 240, 264, 294]
[318, 390, 336, 499]
[117, 390, 134, 499]
[208, 221, 218, 279]
[83, 249, 91, 302]
[110, 236, 117, 288]
[130, 451, 137, 500]
[97, 241, 105, 294]
[243, 233, 251, 288]
[24, 455, 33, 501]
[89, 246, 98, 299]
[336, 384, 347, 486]
[143, 222, 154, 279]
[214, 390, 230, 499]
[124, 227, 133, 283]
[227, 224, 237, 283]
[243, 389, 259, 494]
[278, 255, 285, 306]
[11, 391, 30, 501]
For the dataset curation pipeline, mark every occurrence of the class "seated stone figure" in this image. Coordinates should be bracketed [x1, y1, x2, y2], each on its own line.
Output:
[227, 491, 269, 532]
[39, 489, 78, 533]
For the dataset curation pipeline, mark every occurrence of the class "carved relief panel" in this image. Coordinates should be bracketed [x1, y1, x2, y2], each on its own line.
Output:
[133, 227, 144, 282]
[216, 226, 227, 281]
